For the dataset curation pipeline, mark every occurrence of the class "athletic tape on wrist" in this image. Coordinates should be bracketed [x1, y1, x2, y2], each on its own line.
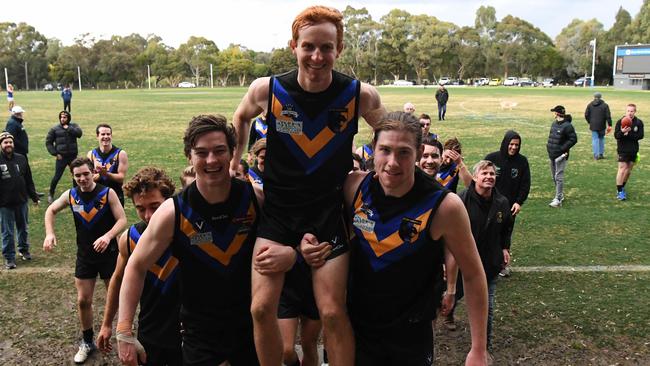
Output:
[116, 331, 145, 354]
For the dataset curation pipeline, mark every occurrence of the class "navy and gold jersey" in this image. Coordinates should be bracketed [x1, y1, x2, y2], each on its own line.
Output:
[91, 146, 124, 203]
[263, 69, 360, 216]
[248, 166, 263, 186]
[349, 170, 448, 330]
[247, 116, 268, 150]
[361, 143, 373, 165]
[172, 178, 258, 329]
[435, 162, 460, 193]
[69, 184, 118, 261]
[126, 221, 181, 348]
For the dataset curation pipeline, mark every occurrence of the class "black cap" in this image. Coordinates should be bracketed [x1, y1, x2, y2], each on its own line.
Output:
[550, 105, 565, 115]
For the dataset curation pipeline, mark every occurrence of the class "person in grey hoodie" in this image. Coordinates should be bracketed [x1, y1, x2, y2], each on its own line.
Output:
[547, 105, 577, 207]
[584, 92, 612, 160]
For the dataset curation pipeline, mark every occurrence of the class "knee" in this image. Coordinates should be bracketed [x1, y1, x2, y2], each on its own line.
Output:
[282, 344, 296, 361]
[250, 298, 276, 324]
[77, 296, 92, 310]
[318, 302, 346, 330]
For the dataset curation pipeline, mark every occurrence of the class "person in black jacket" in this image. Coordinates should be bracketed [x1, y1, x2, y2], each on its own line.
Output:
[584, 92, 612, 160]
[547, 105, 577, 207]
[447, 160, 511, 356]
[614, 103, 644, 200]
[435, 84, 449, 121]
[5, 106, 29, 156]
[485, 130, 530, 277]
[0, 132, 39, 269]
[46, 111, 83, 203]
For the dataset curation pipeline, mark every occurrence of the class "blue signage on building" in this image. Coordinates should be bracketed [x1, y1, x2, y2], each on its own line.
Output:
[617, 48, 650, 56]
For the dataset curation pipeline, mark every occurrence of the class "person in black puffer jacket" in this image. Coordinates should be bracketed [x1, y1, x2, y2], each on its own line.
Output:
[614, 103, 644, 200]
[584, 92, 612, 160]
[547, 105, 577, 207]
[45, 111, 83, 202]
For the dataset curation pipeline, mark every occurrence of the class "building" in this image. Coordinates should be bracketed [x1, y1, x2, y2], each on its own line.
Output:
[613, 44, 650, 90]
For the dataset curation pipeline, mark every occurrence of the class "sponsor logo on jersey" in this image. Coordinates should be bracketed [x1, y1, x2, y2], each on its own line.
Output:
[353, 214, 375, 232]
[277, 120, 303, 135]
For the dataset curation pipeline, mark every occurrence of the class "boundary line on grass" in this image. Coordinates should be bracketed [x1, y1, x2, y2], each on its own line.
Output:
[3, 265, 650, 275]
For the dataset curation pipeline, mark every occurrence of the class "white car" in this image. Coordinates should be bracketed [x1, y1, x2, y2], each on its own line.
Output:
[503, 77, 519, 86]
[392, 80, 414, 86]
[477, 77, 490, 86]
[438, 77, 451, 85]
[542, 78, 555, 88]
[178, 81, 196, 88]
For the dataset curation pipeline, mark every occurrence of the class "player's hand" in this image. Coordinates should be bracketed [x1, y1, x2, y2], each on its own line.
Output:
[446, 150, 462, 164]
[98, 165, 109, 177]
[606, 126, 612, 135]
[93, 235, 111, 253]
[43, 234, 57, 252]
[511, 203, 521, 216]
[439, 291, 456, 316]
[254, 245, 296, 274]
[299, 233, 331, 268]
[465, 347, 488, 366]
[503, 249, 511, 266]
[97, 325, 113, 353]
[56, 154, 63, 160]
[117, 339, 146, 366]
[622, 126, 631, 134]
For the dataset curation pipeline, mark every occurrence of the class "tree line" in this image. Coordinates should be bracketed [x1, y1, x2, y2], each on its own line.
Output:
[1, 2, 649, 90]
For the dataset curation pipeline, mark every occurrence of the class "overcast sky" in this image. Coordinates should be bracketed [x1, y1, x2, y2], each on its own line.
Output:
[5, 0, 644, 52]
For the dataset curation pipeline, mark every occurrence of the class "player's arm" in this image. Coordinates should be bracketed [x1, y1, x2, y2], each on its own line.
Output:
[231, 77, 270, 172]
[431, 194, 488, 364]
[93, 189, 127, 253]
[358, 82, 386, 129]
[43, 190, 72, 251]
[440, 246, 457, 316]
[87, 150, 101, 182]
[97, 230, 129, 353]
[106, 150, 128, 184]
[117, 199, 175, 365]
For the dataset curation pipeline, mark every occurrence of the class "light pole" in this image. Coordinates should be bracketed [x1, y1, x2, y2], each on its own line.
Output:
[590, 38, 596, 87]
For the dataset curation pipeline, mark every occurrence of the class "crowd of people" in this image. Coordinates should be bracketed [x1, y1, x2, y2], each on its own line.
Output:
[0, 5, 645, 366]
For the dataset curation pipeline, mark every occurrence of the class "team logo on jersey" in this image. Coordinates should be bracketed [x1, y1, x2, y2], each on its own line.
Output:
[494, 165, 501, 177]
[496, 211, 503, 223]
[360, 203, 374, 217]
[281, 104, 299, 118]
[398, 217, 422, 243]
[0, 164, 7, 172]
[353, 214, 375, 232]
[195, 220, 204, 230]
[276, 120, 303, 135]
[511, 168, 519, 178]
[327, 108, 348, 133]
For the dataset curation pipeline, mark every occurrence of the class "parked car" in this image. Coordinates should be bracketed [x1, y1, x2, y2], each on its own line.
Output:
[178, 81, 196, 88]
[542, 78, 555, 88]
[43, 83, 54, 91]
[392, 80, 414, 86]
[438, 77, 451, 85]
[477, 77, 490, 86]
[503, 77, 519, 86]
[574, 77, 592, 87]
[518, 77, 535, 87]
[488, 78, 501, 86]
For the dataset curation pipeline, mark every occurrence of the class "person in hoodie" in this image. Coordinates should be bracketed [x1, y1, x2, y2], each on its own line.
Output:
[484, 130, 530, 277]
[547, 105, 577, 208]
[584, 92, 612, 160]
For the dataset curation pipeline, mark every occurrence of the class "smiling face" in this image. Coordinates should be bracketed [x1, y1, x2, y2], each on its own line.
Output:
[97, 127, 113, 149]
[291, 21, 341, 88]
[419, 144, 441, 177]
[72, 164, 95, 192]
[508, 138, 520, 156]
[373, 129, 420, 197]
[132, 189, 166, 225]
[256, 149, 266, 173]
[1, 138, 14, 155]
[190, 131, 233, 187]
[474, 165, 496, 192]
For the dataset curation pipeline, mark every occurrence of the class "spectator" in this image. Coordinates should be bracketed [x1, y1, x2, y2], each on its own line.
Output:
[7, 83, 14, 111]
[235, 159, 250, 182]
[419, 136, 443, 178]
[5, 106, 29, 157]
[62, 84, 73, 112]
[447, 160, 512, 359]
[435, 84, 449, 121]
[584, 92, 612, 160]
[248, 138, 266, 186]
[0, 132, 39, 269]
[614, 103, 644, 201]
[403, 102, 415, 115]
[547, 105, 577, 208]
[352, 153, 365, 172]
[485, 130, 530, 277]
[46, 111, 83, 203]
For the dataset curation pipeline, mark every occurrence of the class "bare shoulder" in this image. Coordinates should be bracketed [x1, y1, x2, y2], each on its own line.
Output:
[430, 193, 467, 240]
[359, 82, 385, 128]
[344, 171, 369, 207]
[247, 77, 272, 107]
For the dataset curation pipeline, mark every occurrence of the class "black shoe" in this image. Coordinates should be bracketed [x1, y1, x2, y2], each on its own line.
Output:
[5, 259, 16, 269]
[37, 192, 45, 198]
[19, 251, 32, 261]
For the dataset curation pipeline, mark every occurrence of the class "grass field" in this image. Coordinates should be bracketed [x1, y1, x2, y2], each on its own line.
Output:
[0, 85, 649, 365]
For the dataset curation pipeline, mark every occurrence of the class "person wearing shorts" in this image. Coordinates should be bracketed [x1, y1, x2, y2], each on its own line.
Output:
[614, 103, 644, 200]
[43, 157, 126, 364]
[230, 6, 385, 365]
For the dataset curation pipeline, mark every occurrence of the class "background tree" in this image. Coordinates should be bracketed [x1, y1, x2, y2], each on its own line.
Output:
[598, 7, 632, 84]
[339, 6, 378, 82]
[628, 0, 650, 43]
[377, 9, 412, 81]
[268, 47, 296, 75]
[555, 19, 604, 79]
[0, 22, 49, 89]
[177, 36, 219, 86]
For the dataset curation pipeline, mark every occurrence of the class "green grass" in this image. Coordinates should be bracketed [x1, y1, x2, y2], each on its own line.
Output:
[1, 85, 649, 364]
